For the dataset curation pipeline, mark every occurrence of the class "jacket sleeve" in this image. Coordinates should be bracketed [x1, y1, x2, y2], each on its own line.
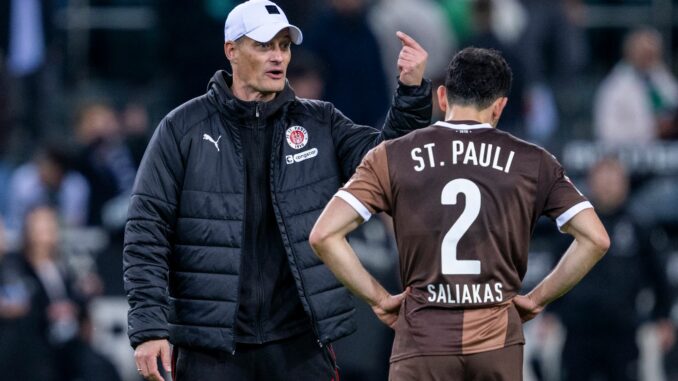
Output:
[123, 117, 184, 348]
[331, 79, 432, 180]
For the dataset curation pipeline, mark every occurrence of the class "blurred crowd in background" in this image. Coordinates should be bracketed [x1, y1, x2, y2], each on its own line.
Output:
[1, 0, 678, 380]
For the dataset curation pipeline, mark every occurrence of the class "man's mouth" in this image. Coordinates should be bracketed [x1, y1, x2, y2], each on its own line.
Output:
[266, 69, 284, 79]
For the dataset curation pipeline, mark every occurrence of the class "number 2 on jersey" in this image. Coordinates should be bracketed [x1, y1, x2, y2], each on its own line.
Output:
[441, 179, 481, 275]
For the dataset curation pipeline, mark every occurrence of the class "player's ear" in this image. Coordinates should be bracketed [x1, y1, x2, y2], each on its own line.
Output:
[491, 97, 508, 122]
[436, 85, 448, 114]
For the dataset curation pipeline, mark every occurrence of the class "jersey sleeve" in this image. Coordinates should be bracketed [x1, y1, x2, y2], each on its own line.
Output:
[538, 151, 592, 232]
[335, 143, 392, 222]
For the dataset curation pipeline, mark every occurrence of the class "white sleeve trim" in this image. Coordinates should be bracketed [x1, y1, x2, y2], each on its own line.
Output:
[335, 190, 372, 222]
[556, 201, 593, 232]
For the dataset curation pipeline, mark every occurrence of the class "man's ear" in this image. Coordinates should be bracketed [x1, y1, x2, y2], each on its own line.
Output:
[224, 41, 238, 63]
[436, 85, 448, 114]
[491, 97, 508, 123]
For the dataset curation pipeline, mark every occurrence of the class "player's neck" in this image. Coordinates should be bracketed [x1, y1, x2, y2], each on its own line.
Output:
[444, 105, 496, 127]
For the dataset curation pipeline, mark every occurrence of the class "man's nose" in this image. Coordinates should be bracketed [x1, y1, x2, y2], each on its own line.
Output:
[270, 47, 284, 63]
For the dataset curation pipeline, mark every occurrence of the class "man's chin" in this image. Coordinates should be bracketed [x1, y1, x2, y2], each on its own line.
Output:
[260, 79, 286, 93]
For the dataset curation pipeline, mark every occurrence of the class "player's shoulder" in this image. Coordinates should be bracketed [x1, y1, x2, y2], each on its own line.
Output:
[383, 124, 440, 148]
[493, 129, 553, 159]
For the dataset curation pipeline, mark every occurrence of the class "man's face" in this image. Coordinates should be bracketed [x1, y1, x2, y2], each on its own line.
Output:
[626, 32, 662, 71]
[25, 207, 59, 254]
[588, 161, 629, 212]
[228, 29, 292, 100]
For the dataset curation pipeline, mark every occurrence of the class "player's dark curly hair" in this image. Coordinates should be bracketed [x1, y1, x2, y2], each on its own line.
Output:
[445, 47, 512, 109]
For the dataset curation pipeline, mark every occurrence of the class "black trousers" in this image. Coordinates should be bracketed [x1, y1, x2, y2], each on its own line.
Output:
[562, 332, 638, 381]
[172, 331, 339, 381]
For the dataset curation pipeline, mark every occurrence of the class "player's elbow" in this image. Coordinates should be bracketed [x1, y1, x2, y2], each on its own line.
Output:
[309, 225, 332, 258]
[590, 228, 610, 258]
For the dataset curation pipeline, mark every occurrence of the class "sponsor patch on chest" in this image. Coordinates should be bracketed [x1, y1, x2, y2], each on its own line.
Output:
[286, 148, 318, 165]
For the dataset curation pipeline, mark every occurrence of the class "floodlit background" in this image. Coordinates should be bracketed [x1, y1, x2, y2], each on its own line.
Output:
[1, 1, 677, 380]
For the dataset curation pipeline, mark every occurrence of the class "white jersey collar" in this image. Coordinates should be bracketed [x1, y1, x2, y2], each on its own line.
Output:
[434, 120, 493, 130]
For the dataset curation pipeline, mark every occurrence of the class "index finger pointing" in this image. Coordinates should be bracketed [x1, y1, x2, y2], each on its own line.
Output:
[396, 31, 423, 51]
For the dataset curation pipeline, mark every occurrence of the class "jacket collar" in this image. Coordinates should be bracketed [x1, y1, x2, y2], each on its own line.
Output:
[207, 70, 296, 122]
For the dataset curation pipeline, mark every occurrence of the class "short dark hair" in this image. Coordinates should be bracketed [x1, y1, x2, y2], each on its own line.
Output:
[445, 47, 512, 109]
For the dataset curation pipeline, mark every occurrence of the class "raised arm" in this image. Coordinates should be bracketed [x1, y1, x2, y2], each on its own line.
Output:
[514, 209, 610, 322]
[382, 31, 432, 140]
[331, 32, 431, 179]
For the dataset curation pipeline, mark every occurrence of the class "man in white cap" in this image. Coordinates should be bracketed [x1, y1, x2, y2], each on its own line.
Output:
[124, 1, 432, 380]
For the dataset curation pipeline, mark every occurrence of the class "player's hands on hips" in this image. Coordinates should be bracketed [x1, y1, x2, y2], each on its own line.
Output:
[512, 294, 544, 323]
[135, 339, 171, 381]
[372, 287, 409, 329]
[396, 31, 428, 86]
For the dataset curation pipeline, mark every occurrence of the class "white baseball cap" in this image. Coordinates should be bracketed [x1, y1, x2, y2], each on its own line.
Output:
[224, 0, 303, 45]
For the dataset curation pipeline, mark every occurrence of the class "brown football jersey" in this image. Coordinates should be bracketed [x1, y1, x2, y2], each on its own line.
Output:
[337, 120, 591, 360]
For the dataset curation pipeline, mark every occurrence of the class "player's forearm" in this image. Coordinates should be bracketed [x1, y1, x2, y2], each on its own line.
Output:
[312, 236, 389, 307]
[529, 238, 607, 308]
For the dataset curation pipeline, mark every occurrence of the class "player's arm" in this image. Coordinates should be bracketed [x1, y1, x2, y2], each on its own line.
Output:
[310, 197, 406, 328]
[514, 208, 610, 322]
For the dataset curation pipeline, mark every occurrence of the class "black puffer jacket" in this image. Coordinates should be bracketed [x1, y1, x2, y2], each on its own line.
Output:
[123, 71, 431, 352]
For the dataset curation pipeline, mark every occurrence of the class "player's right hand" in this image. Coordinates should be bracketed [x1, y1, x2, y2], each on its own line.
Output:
[135, 339, 171, 381]
[512, 294, 544, 323]
[372, 287, 410, 329]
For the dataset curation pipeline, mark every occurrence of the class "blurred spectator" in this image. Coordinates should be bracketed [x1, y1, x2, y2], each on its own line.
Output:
[272, 0, 323, 31]
[368, 0, 455, 95]
[0, 217, 29, 320]
[465, 0, 527, 138]
[552, 158, 675, 381]
[0, 206, 79, 381]
[437, 0, 527, 50]
[0, 0, 59, 150]
[156, 2, 234, 105]
[594, 27, 678, 145]
[6, 145, 89, 233]
[286, 49, 325, 100]
[120, 101, 152, 168]
[305, 0, 389, 126]
[520, 0, 588, 88]
[73, 102, 136, 226]
[0, 159, 11, 218]
[0, 57, 10, 156]
[520, 0, 589, 145]
[61, 307, 123, 381]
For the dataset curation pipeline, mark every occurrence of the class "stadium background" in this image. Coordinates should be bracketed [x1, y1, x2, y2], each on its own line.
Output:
[1, 0, 677, 380]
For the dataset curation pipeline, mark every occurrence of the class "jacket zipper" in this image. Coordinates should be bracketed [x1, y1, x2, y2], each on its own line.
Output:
[232, 121, 246, 356]
[230, 104, 260, 355]
[253, 103, 265, 343]
[269, 121, 325, 349]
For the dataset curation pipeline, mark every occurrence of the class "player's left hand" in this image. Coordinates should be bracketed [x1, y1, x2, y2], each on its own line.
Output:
[396, 31, 427, 87]
[372, 287, 410, 329]
[512, 294, 544, 323]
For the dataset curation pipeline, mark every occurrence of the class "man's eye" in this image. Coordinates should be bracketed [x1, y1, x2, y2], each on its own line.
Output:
[259, 43, 270, 48]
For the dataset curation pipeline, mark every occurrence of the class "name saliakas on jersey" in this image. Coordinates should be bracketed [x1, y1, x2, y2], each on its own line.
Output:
[427, 282, 504, 304]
